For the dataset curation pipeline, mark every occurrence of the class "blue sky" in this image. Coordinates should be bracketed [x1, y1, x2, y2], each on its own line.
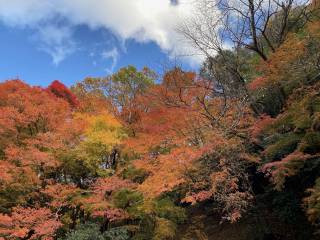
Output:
[0, 0, 202, 87]
[0, 23, 171, 87]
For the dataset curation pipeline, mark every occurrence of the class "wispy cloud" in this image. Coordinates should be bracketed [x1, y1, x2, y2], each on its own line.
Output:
[101, 47, 119, 73]
[0, 0, 210, 66]
[34, 24, 76, 65]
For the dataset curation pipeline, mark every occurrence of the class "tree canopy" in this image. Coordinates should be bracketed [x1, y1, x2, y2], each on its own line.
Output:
[1, 1, 320, 239]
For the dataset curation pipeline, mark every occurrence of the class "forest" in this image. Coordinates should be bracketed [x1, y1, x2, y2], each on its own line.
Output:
[1, 0, 320, 239]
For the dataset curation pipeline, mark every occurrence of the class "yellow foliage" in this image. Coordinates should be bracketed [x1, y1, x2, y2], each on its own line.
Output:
[153, 217, 176, 240]
[75, 111, 126, 152]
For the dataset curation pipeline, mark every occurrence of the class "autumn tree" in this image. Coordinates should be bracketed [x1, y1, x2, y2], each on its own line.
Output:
[2, 9, 320, 236]
[247, 17, 320, 236]
[180, 0, 314, 62]
[0, 80, 74, 210]
[119, 67, 256, 226]
[0, 207, 62, 239]
[73, 66, 156, 129]
[47, 80, 79, 108]
[178, 0, 319, 118]
[0, 80, 86, 238]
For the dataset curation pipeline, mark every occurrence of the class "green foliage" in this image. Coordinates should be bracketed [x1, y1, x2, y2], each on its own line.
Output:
[57, 149, 109, 185]
[153, 218, 176, 240]
[56, 112, 125, 185]
[60, 224, 130, 240]
[0, 185, 32, 212]
[299, 132, 320, 154]
[108, 192, 184, 239]
[266, 93, 316, 134]
[312, 113, 320, 131]
[269, 112, 296, 134]
[131, 215, 156, 240]
[250, 17, 320, 237]
[294, 116, 313, 132]
[60, 223, 104, 240]
[112, 189, 144, 215]
[304, 178, 320, 225]
[254, 85, 286, 117]
[149, 144, 174, 156]
[112, 65, 155, 93]
[154, 198, 186, 224]
[310, 96, 320, 113]
[103, 227, 130, 240]
[2, 6, 320, 238]
[261, 86, 320, 162]
[108, 190, 184, 239]
[121, 165, 149, 184]
[263, 133, 302, 161]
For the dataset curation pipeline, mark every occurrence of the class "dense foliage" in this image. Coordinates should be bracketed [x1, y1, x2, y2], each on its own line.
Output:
[1, 1, 320, 239]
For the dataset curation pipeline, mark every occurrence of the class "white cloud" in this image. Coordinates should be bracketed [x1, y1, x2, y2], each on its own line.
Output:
[0, 0, 212, 66]
[34, 24, 76, 65]
[101, 47, 119, 73]
[0, 0, 54, 27]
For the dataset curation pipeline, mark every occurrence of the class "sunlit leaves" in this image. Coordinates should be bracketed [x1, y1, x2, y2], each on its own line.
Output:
[47, 80, 79, 108]
[0, 207, 62, 239]
[76, 112, 126, 153]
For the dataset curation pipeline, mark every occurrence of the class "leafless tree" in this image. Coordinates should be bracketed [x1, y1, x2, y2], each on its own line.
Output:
[178, 0, 316, 115]
[180, 0, 314, 61]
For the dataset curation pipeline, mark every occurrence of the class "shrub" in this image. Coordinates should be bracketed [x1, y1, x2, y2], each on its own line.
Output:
[60, 223, 104, 240]
[60, 224, 130, 240]
[300, 132, 320, 154]
[263, 133, 302, 161]
[121, 165, 149, 184]
[293, 116, 312, 132]
[153, 218, 176, 240]
[112, 189, 144, 216]
[154, 198, 186, 224]
[103, 227, 130, 240]
[310, 96, 320, 113]
[312, 113, 320, 131]
[304, 178, 320, 225]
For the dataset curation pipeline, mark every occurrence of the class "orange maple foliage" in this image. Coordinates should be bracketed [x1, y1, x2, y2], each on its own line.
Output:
[262, 151, 312, 190]
[250, 114, 275, 141]
[0, 80, 85, 237]
[134, 147, 204, 198]
[80, 176, 136, 217]
[248, 76, 269, 91]
[42, 183, 81, 209]
[122, 67, 255, 205]
[0, 80, 81, 191]
[0, 207, 61, 240]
